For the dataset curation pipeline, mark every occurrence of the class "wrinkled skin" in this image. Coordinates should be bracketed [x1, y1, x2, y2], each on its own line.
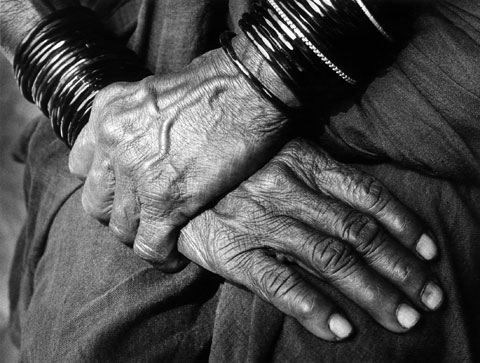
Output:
[68, 42, 443, 340]
[69, 47, 290, 272]
[179, 139, 443, 340]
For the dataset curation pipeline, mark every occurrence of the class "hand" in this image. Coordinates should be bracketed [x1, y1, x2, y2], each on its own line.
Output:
[68, 40, 291, 272]
[178, 138, 443, 341]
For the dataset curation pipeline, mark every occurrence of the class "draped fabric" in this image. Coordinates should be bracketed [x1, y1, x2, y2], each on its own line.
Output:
[9, 1, 480, 361]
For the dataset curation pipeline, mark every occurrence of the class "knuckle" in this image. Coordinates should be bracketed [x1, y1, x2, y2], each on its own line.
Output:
[91, 86, 138, 146]
[248, 160, 293, 194]
[276, 139, 329, 187]
[255, 264, 293, 302]
[276, 143, 305, 171]
[133, 239, 170, 263]
[354, 176, 389, 212]
[266, 161, 290, 188]
[281, 138, 318, 162]
[342, 213, 383, 256]
[97, 114, 131, 148]
[389, 257, 414, 284]
[313, 238, 359, 278]
[257, 264, 280, 296]
[391, 212, 413, 236]
[97, 114, 118, 138]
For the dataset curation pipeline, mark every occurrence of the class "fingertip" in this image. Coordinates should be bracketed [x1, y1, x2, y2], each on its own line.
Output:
[421, 281, 444, 311]
[294, 298, 352, 341]
[299, 311, 353, 342]
[328, 313, 354, 340]
[416, 233, 438, 261]
[396, 303, 421, 330]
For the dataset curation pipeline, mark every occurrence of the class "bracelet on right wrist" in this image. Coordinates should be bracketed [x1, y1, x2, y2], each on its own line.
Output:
[220, 31, 296, 116]
[227, 0, 416, 112]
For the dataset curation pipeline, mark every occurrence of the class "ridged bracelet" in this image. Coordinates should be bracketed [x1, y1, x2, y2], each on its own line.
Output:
[13, 7, 151, 148]
[227, 0, 407, 110]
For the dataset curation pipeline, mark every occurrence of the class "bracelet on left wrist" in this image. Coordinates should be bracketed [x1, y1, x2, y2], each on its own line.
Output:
[13, 6, 150, 148]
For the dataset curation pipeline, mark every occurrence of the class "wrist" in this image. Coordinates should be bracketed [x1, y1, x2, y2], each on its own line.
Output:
[231, 34, 300, 109]
[201, 36, 292, 136]
[212, 33, 300, 114]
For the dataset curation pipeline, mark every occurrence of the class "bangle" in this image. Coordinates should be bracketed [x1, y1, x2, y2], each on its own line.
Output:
[219, 31, 295, 116]
[268, 0, 356, 85]
[354, 0, 393, 41]
[13, 7, 151, 148]
[238, 0, 405, 108]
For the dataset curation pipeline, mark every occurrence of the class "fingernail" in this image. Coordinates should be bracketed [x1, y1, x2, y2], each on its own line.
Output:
[329, 314, 353, 340]
[416, 233, 437, 260]
[421, 282, 444, 311]
[397, 304, 420, 329]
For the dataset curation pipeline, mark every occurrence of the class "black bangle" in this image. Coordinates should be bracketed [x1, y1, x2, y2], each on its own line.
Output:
[237, 0, 407, 109]
[13, 7, 151, 148]
[240, 13, 302, 99]
[220, 31, 295, 116]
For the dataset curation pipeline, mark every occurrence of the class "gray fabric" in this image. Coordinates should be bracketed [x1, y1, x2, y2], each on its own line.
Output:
[9, 0, 480, 362]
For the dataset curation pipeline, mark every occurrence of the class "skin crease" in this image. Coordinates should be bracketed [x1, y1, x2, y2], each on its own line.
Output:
[177, 139, 440, 340]
[1, 0, 443, 341]
[70, 47, 291, 272]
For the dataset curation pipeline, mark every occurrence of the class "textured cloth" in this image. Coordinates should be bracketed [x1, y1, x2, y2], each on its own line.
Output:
[9, 0, 480, 362]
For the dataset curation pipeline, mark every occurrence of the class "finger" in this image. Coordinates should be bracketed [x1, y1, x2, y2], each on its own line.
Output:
[109, 183, 140, 245]
[266, 229, 422, 333]
[243, 167, 444, 312]
[287, 187, 444, 311]
[314, 166, 437, 261]
[263, 212, 444, 312]
[133, 210, 189, 273]
[69, 122, 96, 177]
[81, 153, 115, 224]
[284, 139, 438, 261]
[330, 211, 444, 311]
[231, 250, 353, 341]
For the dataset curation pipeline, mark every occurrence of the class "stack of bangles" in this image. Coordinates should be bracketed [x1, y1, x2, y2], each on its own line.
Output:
[13, 1, 412, 147]
[13, 7, 150, 148]
[221, 0, 408, 113]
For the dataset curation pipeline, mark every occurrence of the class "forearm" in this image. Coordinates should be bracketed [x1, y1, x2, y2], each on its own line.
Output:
[0, 0, 77, 62]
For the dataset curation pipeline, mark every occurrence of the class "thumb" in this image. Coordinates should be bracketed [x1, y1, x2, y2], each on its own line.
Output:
[133, 211, 189, 273]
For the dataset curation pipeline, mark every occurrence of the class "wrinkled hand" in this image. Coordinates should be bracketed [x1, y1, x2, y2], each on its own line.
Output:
[178, 139, 443, 341]
[68, 46, 289, 272]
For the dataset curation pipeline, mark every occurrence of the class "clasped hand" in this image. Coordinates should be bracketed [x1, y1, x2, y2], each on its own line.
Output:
[69, 48, 443, 341]
[69, 50, 288, 272]
[179, 139, 443, 340]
